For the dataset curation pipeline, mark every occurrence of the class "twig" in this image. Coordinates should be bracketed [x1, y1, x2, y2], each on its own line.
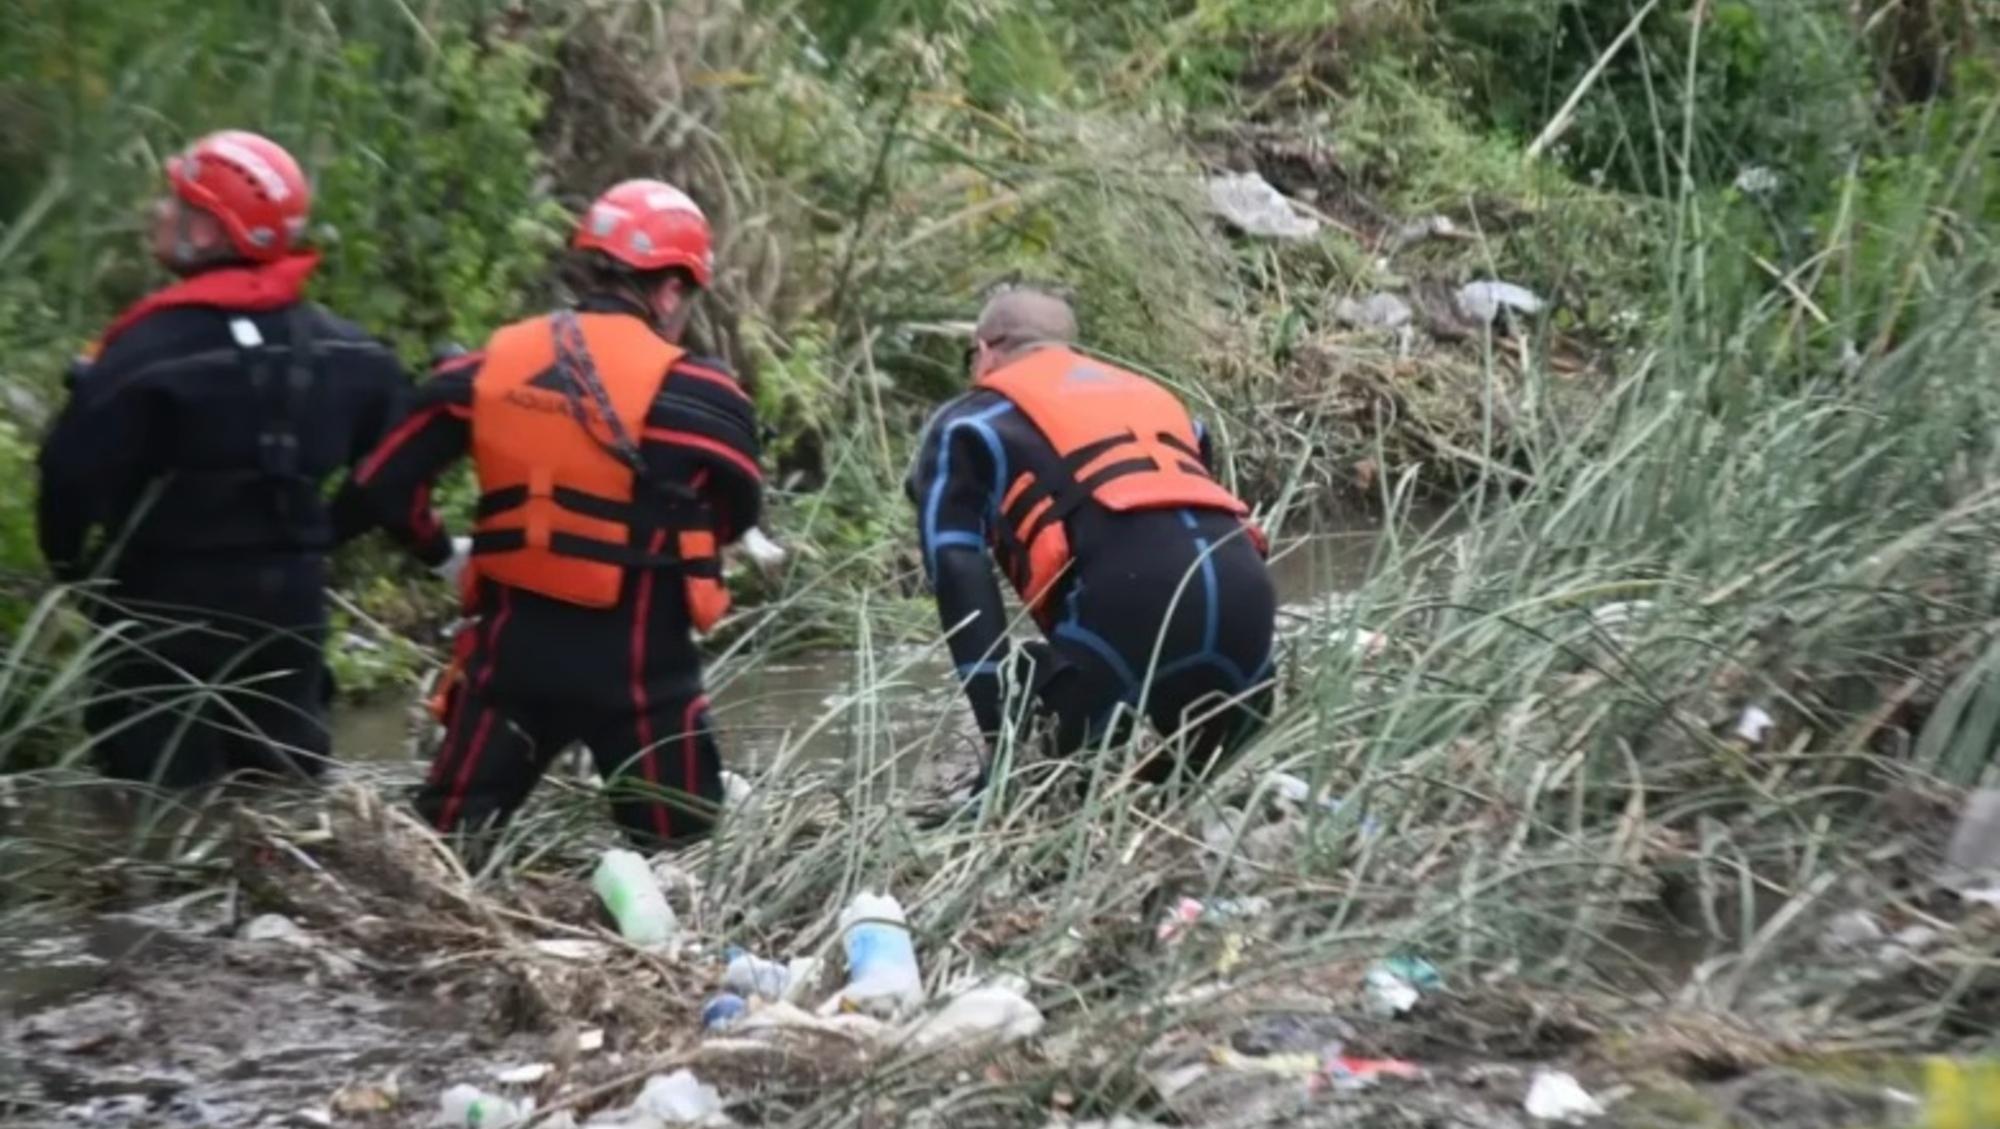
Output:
[1527, 0, 1663, 162]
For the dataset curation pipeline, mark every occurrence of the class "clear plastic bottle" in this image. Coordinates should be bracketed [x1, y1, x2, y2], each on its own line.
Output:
[593, 849, 678, 947]
[438, 1084, 531, 1128]
[837, 891, 923, 1015]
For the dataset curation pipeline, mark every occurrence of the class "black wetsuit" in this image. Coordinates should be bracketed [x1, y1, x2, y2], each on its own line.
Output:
[353, 299, 762, 847]
[906, 385, 1276, 785]
[36, 295, 420, 785]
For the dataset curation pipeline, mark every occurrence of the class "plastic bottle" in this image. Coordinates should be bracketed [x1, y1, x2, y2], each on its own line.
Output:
[722, 948, 791, 1000]
[837, 891, 924, 1015]
[702, 992, 748, 1032]
[592, 849, 678, 947]
[438, 1084, 531, 1128]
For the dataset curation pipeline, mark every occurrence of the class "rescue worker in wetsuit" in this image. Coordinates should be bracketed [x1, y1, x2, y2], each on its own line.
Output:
[353, 180, 762, 849]
[35, 130, 426, 787]
[906, 288, 1277, 791]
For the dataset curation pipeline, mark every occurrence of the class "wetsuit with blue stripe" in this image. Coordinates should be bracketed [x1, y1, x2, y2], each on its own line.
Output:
[906, 387, 1276, 783]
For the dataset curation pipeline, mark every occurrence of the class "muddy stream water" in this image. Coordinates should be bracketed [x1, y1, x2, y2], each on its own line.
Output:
[0, 521, 1432, 1127]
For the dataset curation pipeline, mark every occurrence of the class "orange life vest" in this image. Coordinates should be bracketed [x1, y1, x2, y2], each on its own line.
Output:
[974, 347, 1250, 622]
[467, 312, 728, 625]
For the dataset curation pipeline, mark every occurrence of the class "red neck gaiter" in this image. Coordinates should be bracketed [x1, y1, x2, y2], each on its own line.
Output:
[96, 253, 322, 352]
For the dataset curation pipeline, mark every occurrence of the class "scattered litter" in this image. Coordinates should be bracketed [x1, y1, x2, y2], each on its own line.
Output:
[1820, 910, 1886, 957]
[625, 1069, 730, 1126]
[1733, 166, 1782, 196]
[1386, 214, 1463, 252]
[1941, 789, 2000, 888]
[1333, 293, 1413, 331]
[331, 1075, 399, 1113]
[438, 1084, 533, 1128]
[533, 939, 613, 962]
[594, 848, 679, 948]
[737, 1000, 892, 1043]
[1046, 1121, 1168, 1129]
[492, 1063, 552, 1086]
[903, 977, 1044, 1051]
[290, 1108, 333, 1128]
[720, 771, 754, 809]
[1231, 1013, 1356, 1057]
[1732, 705, 1776, 746]
[739, 527, 788, 571]
[1362, 957, 1440, 1017]
[1525, 1070, 1603, 1121]
[1586, 600, 1654, 636]
[1206, 172, 1322, 240]
[1957, 885, 2000, 909]
[241, 914, 313, 946]
[702, 992, 749, 1032]
[1320, 1053, 1423, 1091]
[1456, 280, 1546, 325]
[577, 1027, 606, 1053]
[1156, 897, 1206, 943]
[722, 948, 793, 1001]
[1157, 895, 1271, 943]
[828, 891, 924, 1016]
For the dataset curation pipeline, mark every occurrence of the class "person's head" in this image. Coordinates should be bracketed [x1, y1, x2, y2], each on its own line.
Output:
[152, 131, 310, 274]
[967, 287, 1077, 380]
[568, 179, 714, 342]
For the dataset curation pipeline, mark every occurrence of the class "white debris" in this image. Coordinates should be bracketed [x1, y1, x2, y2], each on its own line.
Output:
[1525, 1070, 1604, 1121]
[1363, 967, 1420, 1017]
[1333, 293, 1413, 331]
[1264, 772, 1313, 805]
[626, 1069, 731, 1126]
[241, 914, 312, 945]
[739, 527, 788, 571]
[1456, 280, 1546, 325]
[1206, 172, 1322, 240]
[1732, 705, 1776, 746]
[1941, 789, 2000, 889]
[902, 981, 1045, 1052]
[720, 771, 755, 810]
[493, 1063, 553, 1085]
[577, 1028, 606, 1053]
[289, 1108, 333, 1128]
[532, 939, 613, 962]
[1587, 601, 1654, 636]
[438, 1084, 533, 1128]
[1733, 166, 1781, 195]
[1819, 910, 1885, 957]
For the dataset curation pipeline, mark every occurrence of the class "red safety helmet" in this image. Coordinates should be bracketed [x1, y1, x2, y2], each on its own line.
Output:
[166, 130, 311, 263]
[573, 179, 714, 287]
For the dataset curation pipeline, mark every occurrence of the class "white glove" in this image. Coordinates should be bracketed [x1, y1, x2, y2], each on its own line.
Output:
[432, 536, 472, 587]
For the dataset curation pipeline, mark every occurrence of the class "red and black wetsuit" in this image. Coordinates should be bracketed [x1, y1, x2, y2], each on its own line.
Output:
[353, 296, 761, 847]
[36, 255, 425, 785]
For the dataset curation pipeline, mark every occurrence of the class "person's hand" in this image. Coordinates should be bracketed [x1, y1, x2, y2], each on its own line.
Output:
[431, 536, 472, 587]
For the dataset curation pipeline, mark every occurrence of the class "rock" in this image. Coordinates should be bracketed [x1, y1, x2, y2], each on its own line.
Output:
[1721, 1069, 1894, 1129]
[1941, 789, 2000, 888]
[1333, 293, 1413, 331]
[1456, 280, 1546, 326]
[1228, 1012, 1357, 1057]
[1206, 172, 1322, 240]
